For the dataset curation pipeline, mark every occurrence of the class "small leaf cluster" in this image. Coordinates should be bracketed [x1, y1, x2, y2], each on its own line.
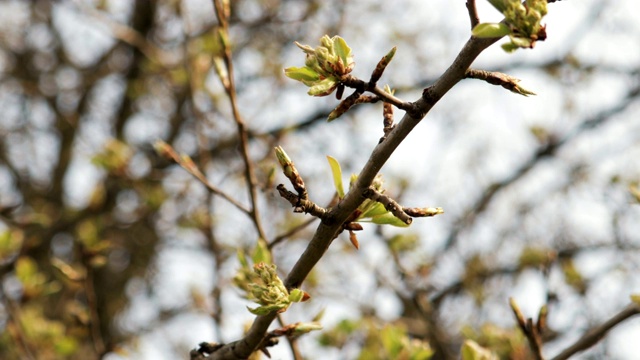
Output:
[284, 35, 354, 96]
[327, 156, 408, 228]
[473, 0, 548, 52]
[234, 242, 305, 315]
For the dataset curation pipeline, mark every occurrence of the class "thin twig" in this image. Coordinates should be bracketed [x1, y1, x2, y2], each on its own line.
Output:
[213, 0, 269, 242]
[155, 141, 252, 215]
[71, 0, 171, 65]
[442, 81, 640, 250]
[466, 68, 536, 96]
[84, 263, 106, 356]
[1, 295, 36, 360]
[466, 0, 480, 29]
[510, 298, 545, 360]
[551, 303, 640, 360]
[269, 218, 317, 249]
[276, 185, 328, 218]
[276, 314, 303, 360]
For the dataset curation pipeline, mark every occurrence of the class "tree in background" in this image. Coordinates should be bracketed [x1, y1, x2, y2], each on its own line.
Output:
[1, 1, 639, 359]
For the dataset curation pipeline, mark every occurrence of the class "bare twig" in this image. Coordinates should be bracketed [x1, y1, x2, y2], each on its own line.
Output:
[84, 264, 106, 356]
[0, 295, 36, 360]
[213, 0, 268, 242]
[510, 298, 545, 360]
[466, 0, 480, 29]
[465, 68, 536, 96]
[341, 75, 416, 113]
[276, 315, 303, 360]
[71, 0, 171, 66]
[551, 303, 640, 360]
[268, 218, 317, 249]
[442, 81, 640, 250]
[276, 185, 328, 218]
[154, 141, 252, 214]
[381, 93, 395, 142]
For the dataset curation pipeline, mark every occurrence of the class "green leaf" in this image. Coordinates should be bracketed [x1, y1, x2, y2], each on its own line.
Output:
[360, 201, 387, 218]
[332, 36, 352, 70]
[371, 213, 410, 227]
[461, 340, 498, 360]
[327, 156, 345, 198]
[251, 239, 272, 265]
[510, 36, 533, 48]
[472, 23, 511, 38]
[289, 288, 304, 303]
[501, 42, 519, 53]
[308, 77, 338, 96]
[381, 325, 404, 357]
[284, 66, 320, 83]
[486, 0, 508, 12]
[411, 348, 434, 360]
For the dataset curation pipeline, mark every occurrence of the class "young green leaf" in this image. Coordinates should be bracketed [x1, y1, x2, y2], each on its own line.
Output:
[251, 239, 272, 265]
[308, 77, 338, 96]
[359, 201, 387, 218]
[461, 339, 498, 360]
[332, 36, 353, 73]
[472, 23, 511, 38]
[284, 66, 320, 83]
[326, 156, 345, 198]
[370, 213, 410, 227]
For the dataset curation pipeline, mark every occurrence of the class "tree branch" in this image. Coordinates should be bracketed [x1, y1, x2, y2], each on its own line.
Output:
[552, 302, 640, 360]
[208, 33, 500, 360]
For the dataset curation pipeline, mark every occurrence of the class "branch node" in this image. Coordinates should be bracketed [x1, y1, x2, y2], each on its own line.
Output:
[277, 184, 328, 219]
[363, 187, 412, 225]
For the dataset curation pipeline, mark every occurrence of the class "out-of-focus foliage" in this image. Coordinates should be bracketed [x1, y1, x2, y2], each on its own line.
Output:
[0, 0, 639, 359]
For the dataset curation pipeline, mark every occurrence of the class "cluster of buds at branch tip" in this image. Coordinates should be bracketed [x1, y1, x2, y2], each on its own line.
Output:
[247, 262, 308, 315]
[274, 146, 307, 200]
[472, 0, 548, 52]
[284, 35, 354, 97]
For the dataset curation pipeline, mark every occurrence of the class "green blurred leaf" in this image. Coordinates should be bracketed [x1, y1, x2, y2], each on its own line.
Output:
[251, 239, 272, 265]
[54, 336, 79, 356]
[472, 23, 511, 38]
[327, 156, 345, 198]
[370, 213, 410, 227]
[381, 325, 404, 357]
[16, 256, 38, 279]
[501, 42, 520, 53]
[388, 234, 419, 253]
[0, 229, 23, 261]
[461, 340, 498, 360]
